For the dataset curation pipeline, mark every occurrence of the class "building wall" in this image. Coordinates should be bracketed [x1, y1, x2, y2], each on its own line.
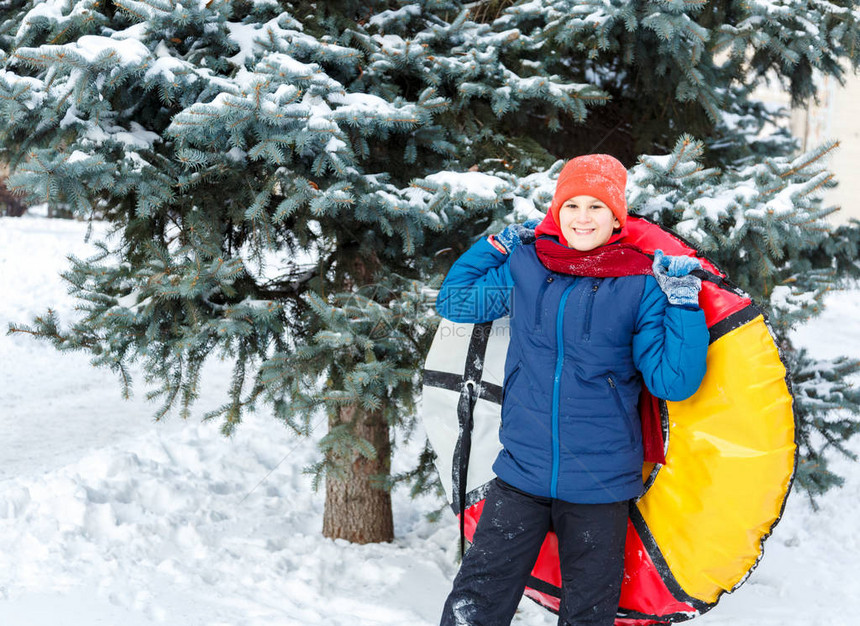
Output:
[789, 67, 860, 225]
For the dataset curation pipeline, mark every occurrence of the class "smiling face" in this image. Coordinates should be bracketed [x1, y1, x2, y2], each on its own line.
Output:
[557, 195, 621, 251]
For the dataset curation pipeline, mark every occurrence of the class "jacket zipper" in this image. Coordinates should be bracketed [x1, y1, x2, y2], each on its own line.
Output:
[582, 280, 601, 341]
[533, 274, 555, 331]
[608, 374, 636, 445]
[551, 283, 576, 499]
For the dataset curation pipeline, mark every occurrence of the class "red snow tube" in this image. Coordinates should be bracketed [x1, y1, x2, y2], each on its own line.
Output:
[425, 216, 796, 624]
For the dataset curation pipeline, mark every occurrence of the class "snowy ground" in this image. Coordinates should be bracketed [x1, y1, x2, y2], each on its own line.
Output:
[1, 215, 859, 625]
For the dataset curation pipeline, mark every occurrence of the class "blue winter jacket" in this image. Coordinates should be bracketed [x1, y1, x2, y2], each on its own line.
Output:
[436, 237, 709, 504]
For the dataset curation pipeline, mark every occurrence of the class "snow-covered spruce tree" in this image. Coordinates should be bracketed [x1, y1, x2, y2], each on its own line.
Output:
[626, 137, 860, 499]
[0, 0, 609, 543]
[2, 0, 860, 543]
[444, 0, 860, 496]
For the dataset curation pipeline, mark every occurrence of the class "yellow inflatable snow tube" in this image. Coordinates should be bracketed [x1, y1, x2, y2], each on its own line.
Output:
[423, 217, 797, 623]
[637, 313, 795, 603]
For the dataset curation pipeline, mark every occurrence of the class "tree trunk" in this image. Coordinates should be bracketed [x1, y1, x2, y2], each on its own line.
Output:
[0, 181, 28, 217]
[322, 404, 394, 543]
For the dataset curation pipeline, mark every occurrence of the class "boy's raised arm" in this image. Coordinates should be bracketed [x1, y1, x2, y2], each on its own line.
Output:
[435, 236, 515, 323]
[632, 272, 709, 402]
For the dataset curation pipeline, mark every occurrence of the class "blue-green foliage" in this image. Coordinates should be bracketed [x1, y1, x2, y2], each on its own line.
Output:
[2, 0, 860, 506]
[627, 136, 860, 498]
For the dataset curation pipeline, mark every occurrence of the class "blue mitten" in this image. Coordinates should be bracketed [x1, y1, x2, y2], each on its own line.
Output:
[492, 218, 541, 253]
[652, 249, 702, 307]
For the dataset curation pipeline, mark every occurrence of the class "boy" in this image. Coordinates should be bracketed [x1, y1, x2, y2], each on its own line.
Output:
[436, 154, 709, 626]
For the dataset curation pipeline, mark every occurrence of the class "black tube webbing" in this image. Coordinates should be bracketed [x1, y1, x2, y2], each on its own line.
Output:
[458, 381, 477, 558]
[452, 321, 492, 558]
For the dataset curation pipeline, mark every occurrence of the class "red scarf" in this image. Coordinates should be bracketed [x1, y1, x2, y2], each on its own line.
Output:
[533, 212, 653, 277]
[536, 236, 654, 277]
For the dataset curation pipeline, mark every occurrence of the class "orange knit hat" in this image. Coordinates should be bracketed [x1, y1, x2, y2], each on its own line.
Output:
[548, 154, 628, 228]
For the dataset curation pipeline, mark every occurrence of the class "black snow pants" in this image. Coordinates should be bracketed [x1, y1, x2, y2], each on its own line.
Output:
[440, 478, 629, 626]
